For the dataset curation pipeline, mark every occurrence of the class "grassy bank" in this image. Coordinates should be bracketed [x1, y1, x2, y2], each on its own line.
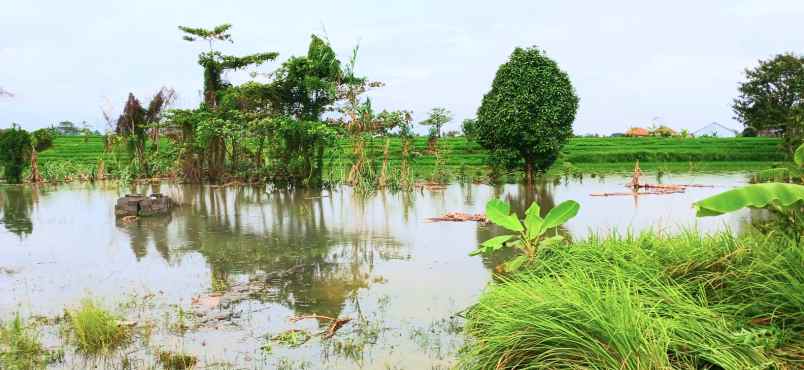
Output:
[458, 231, 803, 369]
[22, 136, 785, 183]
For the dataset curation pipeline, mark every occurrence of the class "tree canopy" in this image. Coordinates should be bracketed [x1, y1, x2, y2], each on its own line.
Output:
[474, 46, 578, 183]
[419, 107, 452, 138]
[733, 53, 804, 156]
[0, 126, 32, 184]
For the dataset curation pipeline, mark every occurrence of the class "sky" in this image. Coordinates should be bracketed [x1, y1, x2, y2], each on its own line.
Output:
[1, 0, 803, 135]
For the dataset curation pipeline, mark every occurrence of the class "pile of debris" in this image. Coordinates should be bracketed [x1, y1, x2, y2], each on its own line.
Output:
[426, 212, 487, 223]
[591, 161, 712, 197]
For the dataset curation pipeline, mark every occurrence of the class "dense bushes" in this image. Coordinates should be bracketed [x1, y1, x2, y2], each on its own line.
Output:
[0, 127, 32, 183]
[458, 232, 803, 369]
[31, 128, 54, 151]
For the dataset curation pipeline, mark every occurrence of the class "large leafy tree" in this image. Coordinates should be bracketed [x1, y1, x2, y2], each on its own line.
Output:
[733, 53, 804, 156]
[474, 47, 578, 184]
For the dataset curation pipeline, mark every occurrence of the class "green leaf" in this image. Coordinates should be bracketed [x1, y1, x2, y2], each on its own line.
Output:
[795, 143, 804, 167]
[469, 248, 484, 256]
[524, 202, 543, 239]
[502, 255, 529, 272]
[481, 235, 515, 251]
[694, 183, 804, 217]
[541, 200, 580, 232]
[485, 199, 523, 232]
[470, 235, 515, 256]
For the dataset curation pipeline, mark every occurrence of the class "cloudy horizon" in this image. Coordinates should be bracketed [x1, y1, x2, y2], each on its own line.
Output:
[2, 0, 803, 135]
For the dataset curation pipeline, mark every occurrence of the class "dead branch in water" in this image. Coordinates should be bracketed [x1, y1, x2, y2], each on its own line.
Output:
[289, 314, 352, 339]
[427, 212, 487, 223]
[289, 314, 338, 323]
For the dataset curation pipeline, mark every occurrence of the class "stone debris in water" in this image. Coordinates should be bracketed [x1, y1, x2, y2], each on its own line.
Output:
[426, 212, 487, 223]
[115, 193, 174, 217]
[190, 264, 310, 326]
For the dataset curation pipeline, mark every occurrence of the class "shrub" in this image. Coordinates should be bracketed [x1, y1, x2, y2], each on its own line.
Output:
[0, 127, 32, 183]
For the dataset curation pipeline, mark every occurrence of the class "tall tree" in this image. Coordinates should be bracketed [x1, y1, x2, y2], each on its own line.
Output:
[419, 107, 452, 152]
[179, 23, 278, 108]
[474, 46, 578, 184]
[733, 53, 804, 156]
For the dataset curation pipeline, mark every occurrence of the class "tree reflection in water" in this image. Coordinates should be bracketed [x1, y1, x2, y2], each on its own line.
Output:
[116, 183, 407, 319]
[0, 186, 39, 238]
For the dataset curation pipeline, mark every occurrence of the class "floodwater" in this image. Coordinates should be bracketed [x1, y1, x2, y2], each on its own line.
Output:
[0, 173, 754, 369]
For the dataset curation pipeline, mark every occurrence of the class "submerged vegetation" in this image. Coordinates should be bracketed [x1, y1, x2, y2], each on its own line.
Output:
[0, 315, 62, 370]
[64, 299, 132, 355]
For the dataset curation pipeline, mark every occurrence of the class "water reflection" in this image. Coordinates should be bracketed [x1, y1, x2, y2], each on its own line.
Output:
[117, 184, 406, 318]
[1, 174, 755, 369]
[0, 186, 37, 237]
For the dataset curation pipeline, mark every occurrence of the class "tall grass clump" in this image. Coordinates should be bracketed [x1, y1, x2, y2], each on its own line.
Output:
[458, 231, 803, 369]
[0, 314, 62, 369]
[64, 299, 132, 355]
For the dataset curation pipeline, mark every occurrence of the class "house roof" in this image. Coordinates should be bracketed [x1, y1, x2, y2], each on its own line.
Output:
[693, 122, 738, 135]
[625, 127, 650, 136]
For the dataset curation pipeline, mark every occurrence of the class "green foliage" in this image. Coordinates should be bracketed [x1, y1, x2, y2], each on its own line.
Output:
[694, 183, 804, 239]
[0, 127, 32, 183]
[178, 23, 232, 45]
[474, 46, 579, 181]
[31, 128, 54, 152]
[459, 231, 803, 369]
[271, 35, 342, 120]
[65, 299, 132, 355]
[419, 107, 452, 138]
[0, 315, 62, 370]
[157, 350, 198, 370]
[694, 183, 804, 217]
[733, 53, 804, 156]
[471, 198, 579, 272]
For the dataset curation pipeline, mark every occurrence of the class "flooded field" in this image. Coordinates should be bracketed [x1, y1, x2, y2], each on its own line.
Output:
[1, 173, 755, 369]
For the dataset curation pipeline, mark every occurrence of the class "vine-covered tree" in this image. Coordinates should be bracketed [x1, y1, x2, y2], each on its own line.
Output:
[178, 23, 278, 181]
[474, 46, 578, 184]
[179, 23, 278, 108]
[733, 53, 804, 156]
[0, 126, 33, 184]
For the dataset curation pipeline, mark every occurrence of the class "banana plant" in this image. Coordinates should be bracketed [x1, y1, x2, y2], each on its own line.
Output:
[470, 198, 580, 272]
[694, 182, 804, 240]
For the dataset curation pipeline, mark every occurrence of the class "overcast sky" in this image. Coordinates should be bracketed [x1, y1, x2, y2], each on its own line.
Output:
[2, 1, 803, 135]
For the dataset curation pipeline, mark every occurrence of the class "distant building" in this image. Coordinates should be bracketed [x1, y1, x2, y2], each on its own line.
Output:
[625, 127, 650, 137]
[692, 122, 738, 138]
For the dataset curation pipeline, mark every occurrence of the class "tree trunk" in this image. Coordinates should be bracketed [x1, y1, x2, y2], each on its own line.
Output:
[524, 159, 535, 187]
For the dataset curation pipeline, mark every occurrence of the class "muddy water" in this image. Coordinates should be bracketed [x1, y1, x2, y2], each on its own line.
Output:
[0, 173, 753, 369]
